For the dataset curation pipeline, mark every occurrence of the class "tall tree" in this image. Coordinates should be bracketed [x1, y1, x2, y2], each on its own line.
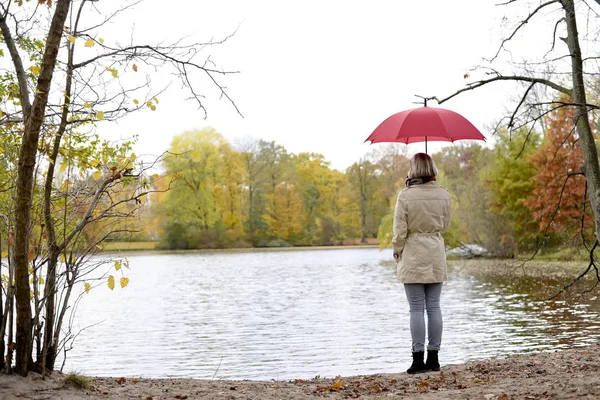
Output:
[0, 0, 237, 375]
[437, 0, 600, 270]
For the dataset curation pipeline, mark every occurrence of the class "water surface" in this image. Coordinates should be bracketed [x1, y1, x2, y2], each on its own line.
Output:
[60, 248, 600, 380]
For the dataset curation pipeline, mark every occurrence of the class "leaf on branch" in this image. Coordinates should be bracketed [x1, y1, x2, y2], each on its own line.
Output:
[150, 105, 156, 111]
[108, 275, 115, 290]
[120, 277, 129, 289]
[59, 254, 66, 263]
[38, 277, 45, 285]
[115, 261, 122, 271]
[29, 65, 40, 76]
[132, 64, 138, 72]
[89, 160, 100, 168]
[92, 171, 103, 181]
[153, 97, 159, 104]
[133, 99, 139, 105]
[95, 111, 105, 120]
[84, 38, 95, 48]
[99, 38, 104, 44]
[151, 173, 159, 180]
[1, 251, 7, 258]
[84, 282, 91, 294]
[83, 101, 92, 109]
[67, 35, 76, 45]
[106, 67, 119, 78]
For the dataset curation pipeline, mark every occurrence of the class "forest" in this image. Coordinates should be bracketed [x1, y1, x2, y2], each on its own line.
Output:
[137, 100, 593, 259]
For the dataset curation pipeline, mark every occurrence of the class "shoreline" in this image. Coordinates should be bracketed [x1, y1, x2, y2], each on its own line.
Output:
[99, 243, 382, 255]
[2, 342, 599, 399]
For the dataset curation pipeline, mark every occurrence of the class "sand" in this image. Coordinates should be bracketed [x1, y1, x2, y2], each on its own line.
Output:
[1, 342, 599, 399]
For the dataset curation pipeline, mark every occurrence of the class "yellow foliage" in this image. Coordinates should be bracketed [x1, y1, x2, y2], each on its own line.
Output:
[92, 171, 103, 180]
[120, 277, 129, 288]
[99, 38, 104, 44]
[84, 38, 94, 47]
[83, 101, 92, 109]
[0, 251, 7, 258]
[95, 111, 104, 120]
[84, 282, 91, 294]
[132, 64, 138, 72]
[107, 275, 115, 290]
[133, 99, 139, 105]
[29, 65, 40, 75]
[89, 159, 100, 167]
[67, 35, 76, 44]
[114, 260, 121, 271]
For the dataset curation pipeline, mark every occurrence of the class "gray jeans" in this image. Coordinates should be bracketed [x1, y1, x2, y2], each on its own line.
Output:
[403, 283, 443, 352]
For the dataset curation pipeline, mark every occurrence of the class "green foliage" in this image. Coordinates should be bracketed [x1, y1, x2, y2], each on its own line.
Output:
[480, 129, 541, 256]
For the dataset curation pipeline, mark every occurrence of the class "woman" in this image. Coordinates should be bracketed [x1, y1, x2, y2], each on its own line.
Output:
[392, 153, 451, 374]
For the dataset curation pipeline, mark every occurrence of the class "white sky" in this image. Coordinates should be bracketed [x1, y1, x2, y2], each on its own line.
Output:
[98, 0, 534, 171]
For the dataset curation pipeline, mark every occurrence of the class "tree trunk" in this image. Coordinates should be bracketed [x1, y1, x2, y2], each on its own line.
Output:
[561, 0, 600, 242]
[13, 0, 72, 376]
[0, 235, 4, 372]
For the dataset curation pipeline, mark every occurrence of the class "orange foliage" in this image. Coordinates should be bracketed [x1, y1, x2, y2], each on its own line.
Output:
[525, 104, 591, 235]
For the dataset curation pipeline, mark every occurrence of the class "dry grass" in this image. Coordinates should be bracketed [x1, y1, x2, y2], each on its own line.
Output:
[64, 372, 92, 389]
[100, 241, 157, 252]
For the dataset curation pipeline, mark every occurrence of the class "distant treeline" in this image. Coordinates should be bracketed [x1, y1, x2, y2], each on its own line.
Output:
[143, 103, 592, 256]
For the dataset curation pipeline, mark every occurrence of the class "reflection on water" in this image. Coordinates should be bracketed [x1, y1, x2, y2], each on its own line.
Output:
[60, 249, 600, 380]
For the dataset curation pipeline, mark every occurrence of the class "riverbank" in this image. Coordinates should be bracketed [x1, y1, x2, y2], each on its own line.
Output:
[100, 241, 381, 253]
[2, 342, 599, 399]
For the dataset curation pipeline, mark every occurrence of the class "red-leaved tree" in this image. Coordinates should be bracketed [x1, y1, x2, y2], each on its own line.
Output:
[525, 102, 592, 238]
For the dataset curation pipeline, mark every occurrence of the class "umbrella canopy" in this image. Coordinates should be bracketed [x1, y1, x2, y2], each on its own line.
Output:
[365, 106, 486, 153]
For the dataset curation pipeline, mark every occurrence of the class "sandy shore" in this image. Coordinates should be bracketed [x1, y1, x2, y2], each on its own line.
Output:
[1, 342, 599, 399]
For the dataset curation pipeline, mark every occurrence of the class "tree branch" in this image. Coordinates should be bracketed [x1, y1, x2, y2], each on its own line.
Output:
[436, 75, 571, 105]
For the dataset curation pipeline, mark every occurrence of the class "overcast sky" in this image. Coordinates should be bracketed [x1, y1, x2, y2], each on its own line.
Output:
[97, 1, 535, 171]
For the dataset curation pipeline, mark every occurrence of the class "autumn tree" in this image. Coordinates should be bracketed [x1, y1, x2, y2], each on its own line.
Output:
[1, 0, 238, 375]
[525, 102, 592, 242]
[160, 128, 241, 248]
[436, 0, 600, 274]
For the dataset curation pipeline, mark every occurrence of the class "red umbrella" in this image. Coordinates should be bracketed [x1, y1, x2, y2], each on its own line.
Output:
[365, 106, 486, 153]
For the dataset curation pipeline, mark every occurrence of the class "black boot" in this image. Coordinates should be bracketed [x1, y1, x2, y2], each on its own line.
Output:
[407, 351, 427, 374]
[425, 350, 440, 371]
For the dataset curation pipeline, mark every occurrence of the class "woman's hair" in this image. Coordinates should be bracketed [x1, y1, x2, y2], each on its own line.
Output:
[407, 153, 438, 179]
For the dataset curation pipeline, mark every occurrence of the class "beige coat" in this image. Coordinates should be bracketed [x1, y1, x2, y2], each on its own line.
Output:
[392, 181, 451, 283]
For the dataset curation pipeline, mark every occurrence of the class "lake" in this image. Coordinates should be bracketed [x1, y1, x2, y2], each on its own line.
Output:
[60, 248, 600, 381]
